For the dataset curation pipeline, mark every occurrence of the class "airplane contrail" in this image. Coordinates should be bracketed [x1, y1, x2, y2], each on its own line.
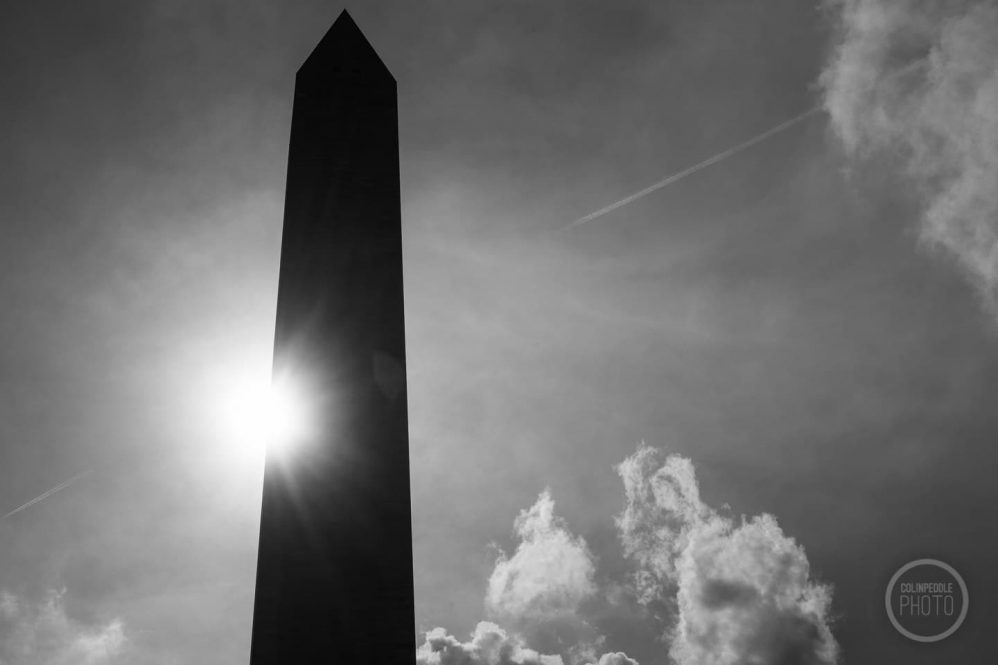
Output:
[561, 58, 934, 232]
[561, 104, 823, 231]
[1, 469, 93, 520]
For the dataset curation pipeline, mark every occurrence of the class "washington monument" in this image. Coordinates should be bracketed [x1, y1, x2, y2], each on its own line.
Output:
[250, 10, 415, 663]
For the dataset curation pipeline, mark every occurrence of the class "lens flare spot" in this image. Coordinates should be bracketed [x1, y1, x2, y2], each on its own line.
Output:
[216, 371, 311, 465]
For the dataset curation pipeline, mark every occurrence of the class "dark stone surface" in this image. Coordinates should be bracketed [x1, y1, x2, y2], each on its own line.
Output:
[250, 10, 414, 663]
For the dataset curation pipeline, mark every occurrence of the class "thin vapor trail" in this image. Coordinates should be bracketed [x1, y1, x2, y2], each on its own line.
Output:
[561, 58, 933, 232]
[561, 105, 822, 231]
[1, 469, 93, 520]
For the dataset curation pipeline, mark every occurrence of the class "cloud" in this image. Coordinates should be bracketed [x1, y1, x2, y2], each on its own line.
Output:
[417, 622, 565, 665]
[415, 624, 641, 665]
[421, 445, 837, 665]
[486, 490, 601, 660]
[821, 0, 998, 318]
[487, 490, 597, 619]
[615, 451, 710, 606]
[615, 444, 838, 665]
[592, 654, 639, 665]
[0, 589, 125, 665]
[424, 491, 634, 665]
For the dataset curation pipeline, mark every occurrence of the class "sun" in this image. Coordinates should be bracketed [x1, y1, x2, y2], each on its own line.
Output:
[263, 377, 310, 449]
[214, 369, 311, 466]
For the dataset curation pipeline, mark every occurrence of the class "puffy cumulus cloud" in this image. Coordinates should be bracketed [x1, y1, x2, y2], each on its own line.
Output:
[416, 623, 643, 665]
[592, 654, 639, 665]
[422, 446, 836, 665]
[0, 588, 125, 665]
[615, 448, 712, 605]
[671, 515, 838, 665]
[486, 491, 603, 662]
[616, 444, 838, 665]
[821, 0, 998, 318]
[422, 492, 638, 665]
[416, 621, 565, 665]
[487, 490, 597, 620]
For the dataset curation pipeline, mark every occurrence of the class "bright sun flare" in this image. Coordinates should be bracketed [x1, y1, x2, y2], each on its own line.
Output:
[216, 371, 310, 464]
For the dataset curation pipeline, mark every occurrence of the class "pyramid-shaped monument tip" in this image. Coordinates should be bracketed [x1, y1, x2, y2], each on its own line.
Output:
[297, 9, 395, 82]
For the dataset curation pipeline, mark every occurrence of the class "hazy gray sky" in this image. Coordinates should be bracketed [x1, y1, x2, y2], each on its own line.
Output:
[1, 1, 996, 663]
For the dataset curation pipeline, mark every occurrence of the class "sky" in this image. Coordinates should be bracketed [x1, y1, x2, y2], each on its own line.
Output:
[1, 1, 997, 663]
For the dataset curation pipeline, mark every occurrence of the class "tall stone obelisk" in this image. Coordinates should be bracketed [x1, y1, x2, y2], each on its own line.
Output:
[250, 10, 414, 663]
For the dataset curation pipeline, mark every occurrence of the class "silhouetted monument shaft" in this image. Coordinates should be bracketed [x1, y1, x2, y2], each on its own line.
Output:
[250, 11, 414, 663]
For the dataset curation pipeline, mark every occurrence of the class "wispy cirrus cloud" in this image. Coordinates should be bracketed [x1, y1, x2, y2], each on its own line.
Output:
[821, 0, 998, 320]
[0, 589, 125, 665]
